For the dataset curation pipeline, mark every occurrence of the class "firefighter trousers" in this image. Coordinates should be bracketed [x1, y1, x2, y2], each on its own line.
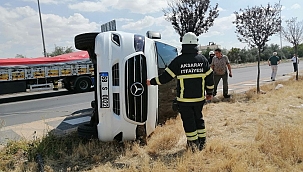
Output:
[178, 103, 206, 149]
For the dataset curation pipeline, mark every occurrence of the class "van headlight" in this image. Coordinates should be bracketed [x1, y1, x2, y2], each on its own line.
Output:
[134, 35, 145, 52]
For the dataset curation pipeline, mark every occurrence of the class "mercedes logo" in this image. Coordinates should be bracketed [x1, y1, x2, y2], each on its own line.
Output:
[130, 82, 144, 96]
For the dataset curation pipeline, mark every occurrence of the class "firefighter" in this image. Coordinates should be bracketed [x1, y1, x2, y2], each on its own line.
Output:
[208, 51, 215, 65]
[146, 32, 214, 151]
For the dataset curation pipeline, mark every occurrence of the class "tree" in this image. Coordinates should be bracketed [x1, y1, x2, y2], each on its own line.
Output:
[233, 3, 281, 93]
[163, 0, 219, 41]
[47, 45, 74, 57]
[239, 48, 257, 63]
[281, 46, 294, 59]
[261, 44, 284, 61]
[282, 18, 303, 80]
[227, 47, 241, 63]
[298, 43, 303, 57]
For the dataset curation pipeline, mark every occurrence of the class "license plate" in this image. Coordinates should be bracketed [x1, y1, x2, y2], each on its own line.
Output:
[100, 72, 109, 108]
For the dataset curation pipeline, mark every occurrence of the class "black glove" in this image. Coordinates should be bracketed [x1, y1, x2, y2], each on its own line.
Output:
[172, 98, 179, 112]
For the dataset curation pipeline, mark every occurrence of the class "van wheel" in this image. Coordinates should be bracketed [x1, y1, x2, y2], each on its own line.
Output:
[74, 32, 99, 51]
[77, 123, 98, 139]
[74, 76, 92, 92]
[91, 100, 96, 109]
[74, 32, 99, 64]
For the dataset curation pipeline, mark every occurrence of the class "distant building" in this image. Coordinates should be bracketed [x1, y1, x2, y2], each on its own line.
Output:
[198, 42, 221, 51]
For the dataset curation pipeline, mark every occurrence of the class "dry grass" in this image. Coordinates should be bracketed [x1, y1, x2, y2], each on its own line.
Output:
[1, 76, 303, 172]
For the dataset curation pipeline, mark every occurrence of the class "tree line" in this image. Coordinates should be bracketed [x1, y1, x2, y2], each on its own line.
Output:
[201, 43, 303, 64]
[164, 0, 303, 92]
[15, 45, 73, 58]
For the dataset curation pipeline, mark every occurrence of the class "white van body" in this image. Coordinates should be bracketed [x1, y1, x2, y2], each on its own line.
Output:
[94, 31, 161, 141]
[74, 30, 179, 141]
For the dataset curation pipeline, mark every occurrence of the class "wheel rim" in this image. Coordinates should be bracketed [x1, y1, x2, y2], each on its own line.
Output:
[79, 80, 88, 90]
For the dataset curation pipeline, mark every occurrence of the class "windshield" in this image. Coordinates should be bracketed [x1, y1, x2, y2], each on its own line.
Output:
[155, 41, 178, 69]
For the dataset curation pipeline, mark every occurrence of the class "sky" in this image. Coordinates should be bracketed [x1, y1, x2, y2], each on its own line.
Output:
[0, 0, 302, 58]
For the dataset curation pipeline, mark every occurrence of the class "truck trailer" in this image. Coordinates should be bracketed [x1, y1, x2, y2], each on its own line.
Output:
[0, 51, 94, 95]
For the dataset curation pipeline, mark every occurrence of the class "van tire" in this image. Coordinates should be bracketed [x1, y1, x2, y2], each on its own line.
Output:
[74, 32, 99, 51]
[77, 123, 98, 139]
[91, 100, 96, 109]
[74, 32, 99, 64]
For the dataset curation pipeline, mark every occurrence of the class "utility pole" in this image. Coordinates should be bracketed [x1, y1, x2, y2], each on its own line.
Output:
[37, 0, 47, 57]
[279, 0, 283, 50]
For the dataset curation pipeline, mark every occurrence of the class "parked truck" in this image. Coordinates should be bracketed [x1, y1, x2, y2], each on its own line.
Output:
[0, 51, 94, 95]
[75, 31, 179, 142]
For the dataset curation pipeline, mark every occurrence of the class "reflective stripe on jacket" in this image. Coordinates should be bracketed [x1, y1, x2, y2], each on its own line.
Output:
[150, 45, 214, 105]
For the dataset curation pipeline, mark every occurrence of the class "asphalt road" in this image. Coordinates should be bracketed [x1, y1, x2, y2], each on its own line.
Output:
[0, 92, 94, 127]
[229, 62, 294, 84]
[0, 61, 298, 128]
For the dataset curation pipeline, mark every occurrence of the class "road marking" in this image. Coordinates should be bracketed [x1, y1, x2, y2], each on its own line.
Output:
[243, 83, 255, 86]
[262, 80, 272, 82]
[64, 116, 90, 125]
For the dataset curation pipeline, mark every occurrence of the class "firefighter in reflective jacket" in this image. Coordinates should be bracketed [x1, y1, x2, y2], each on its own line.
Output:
[147, 32, 214, 151]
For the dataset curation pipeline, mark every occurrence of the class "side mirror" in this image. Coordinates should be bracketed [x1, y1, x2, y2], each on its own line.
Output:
[146, 31, 161, 39]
